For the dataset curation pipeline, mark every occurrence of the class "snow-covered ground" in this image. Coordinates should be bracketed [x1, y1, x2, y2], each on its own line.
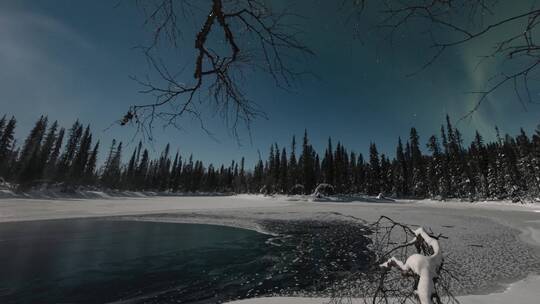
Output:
[0, 194, 538, 303]
[0, 194, 290, 223]
[230, 275, 540, 304]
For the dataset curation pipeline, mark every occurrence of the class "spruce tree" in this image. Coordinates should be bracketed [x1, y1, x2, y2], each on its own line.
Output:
[125, 147, 138, 188]
[101, 140, 119, 188]
[266, 144, 276, 192]
[253, 154, 264, 193]
[300, 130, 316, 194]
[18, 116, 48, 185]
[0, 115, 6, 139]
[439, 125, 451, 198]
[85, 141, 99, 185]
[44, 127, 65, 180]
[56, 121, 83, 182]
[158, 144, 171, 191]
[368, 143, 381, 195]
[380, 154, 392, 194]
[322, 137, 335, 186]
[288, 136, 298, 191]
[70, 126, 92, 184]
[470, 131, 488, 198]
[239, 157, 246, 193]
[409, 128, 427, 197]
[103, 142, 123, 189]
[136, 149, 150, 189]
[38, 121, 59, 181]
[273, 143, 280, 189]
[279, 148, 288, 193]
[394, 138, 407, 196]
[0, 116, 16, 177]
[18, 116, 47, 167]
[426, 135, 443, 197]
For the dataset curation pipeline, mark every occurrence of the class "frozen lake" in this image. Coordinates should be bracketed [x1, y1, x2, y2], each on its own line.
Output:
[0, 217, 372, 303]
[0, 220, 272, 303]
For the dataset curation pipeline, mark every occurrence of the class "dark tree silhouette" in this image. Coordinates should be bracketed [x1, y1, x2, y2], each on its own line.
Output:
[2, 112, 540, 202]
[351, 0, 540, 117]
[125, 0, 313, 138]
[123, 1, 540, 137]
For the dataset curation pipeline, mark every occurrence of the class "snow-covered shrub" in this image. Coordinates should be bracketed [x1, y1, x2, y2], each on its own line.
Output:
[259, 185, 271, 195]
[312, 183, 334, 197]
[0, 177, 11, 190]
[289, 184, 304, 195]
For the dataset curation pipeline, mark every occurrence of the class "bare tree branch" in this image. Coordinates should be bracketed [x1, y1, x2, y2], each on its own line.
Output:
[122, 0, 312, 140]
[124, 1, 540, 137]
[351, 0, 540, 118]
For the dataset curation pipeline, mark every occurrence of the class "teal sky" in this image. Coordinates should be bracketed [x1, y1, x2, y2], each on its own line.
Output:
[1, 0, 540, 166]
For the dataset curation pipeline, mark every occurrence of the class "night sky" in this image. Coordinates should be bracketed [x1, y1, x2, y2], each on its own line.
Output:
[1, 0, 540, 166]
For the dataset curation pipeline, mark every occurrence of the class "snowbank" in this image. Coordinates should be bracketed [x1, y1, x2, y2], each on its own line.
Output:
[228, 275, 540, 304]
[254, 193, 399, 204]
[0, 189, 232, 200]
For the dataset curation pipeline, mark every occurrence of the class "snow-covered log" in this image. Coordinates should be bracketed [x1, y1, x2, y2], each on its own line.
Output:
[379, 227, 443, 304]
[289, 184, 305, 195]
[312, 183, 335, 197]
[328, 216, 457, 304]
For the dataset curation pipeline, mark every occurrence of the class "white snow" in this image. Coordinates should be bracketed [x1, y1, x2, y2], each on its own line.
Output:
[0, 195, 292, 222]
[416, 198, 540, 211]
[458, 275, 540, 304]
[380, 227, 443, 304]
[229, 275, 540, 304]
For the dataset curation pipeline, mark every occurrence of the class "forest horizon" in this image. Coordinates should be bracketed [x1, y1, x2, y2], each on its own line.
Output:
[1, 112, 539, 202]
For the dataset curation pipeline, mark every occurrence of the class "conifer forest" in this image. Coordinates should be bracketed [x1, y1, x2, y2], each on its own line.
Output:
[1, 113, 539, 201]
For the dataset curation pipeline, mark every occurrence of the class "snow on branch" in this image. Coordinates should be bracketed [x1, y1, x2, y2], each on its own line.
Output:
[328, 216, 459, 304]
[379, 227, 443, 304]
[371, 216, 458, 304]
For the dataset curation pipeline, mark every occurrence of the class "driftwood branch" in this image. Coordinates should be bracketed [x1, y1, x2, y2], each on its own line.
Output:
[328, 216, 458, 304]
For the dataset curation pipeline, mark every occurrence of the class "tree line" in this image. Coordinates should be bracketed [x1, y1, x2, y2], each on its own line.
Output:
[1, 114, 539, 201]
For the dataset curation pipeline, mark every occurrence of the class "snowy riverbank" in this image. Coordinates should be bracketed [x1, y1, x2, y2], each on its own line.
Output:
[0, 188, 232, 200]
[0, 195, 538, 302]
[229, 274, 540, 304]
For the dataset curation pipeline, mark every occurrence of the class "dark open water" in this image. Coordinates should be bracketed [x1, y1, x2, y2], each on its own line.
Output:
[0, 219, 372, 303]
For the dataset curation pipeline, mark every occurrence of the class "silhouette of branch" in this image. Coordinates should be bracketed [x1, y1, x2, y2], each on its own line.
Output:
[124, 0, 312, 138]
[351, 0, 540, 117]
